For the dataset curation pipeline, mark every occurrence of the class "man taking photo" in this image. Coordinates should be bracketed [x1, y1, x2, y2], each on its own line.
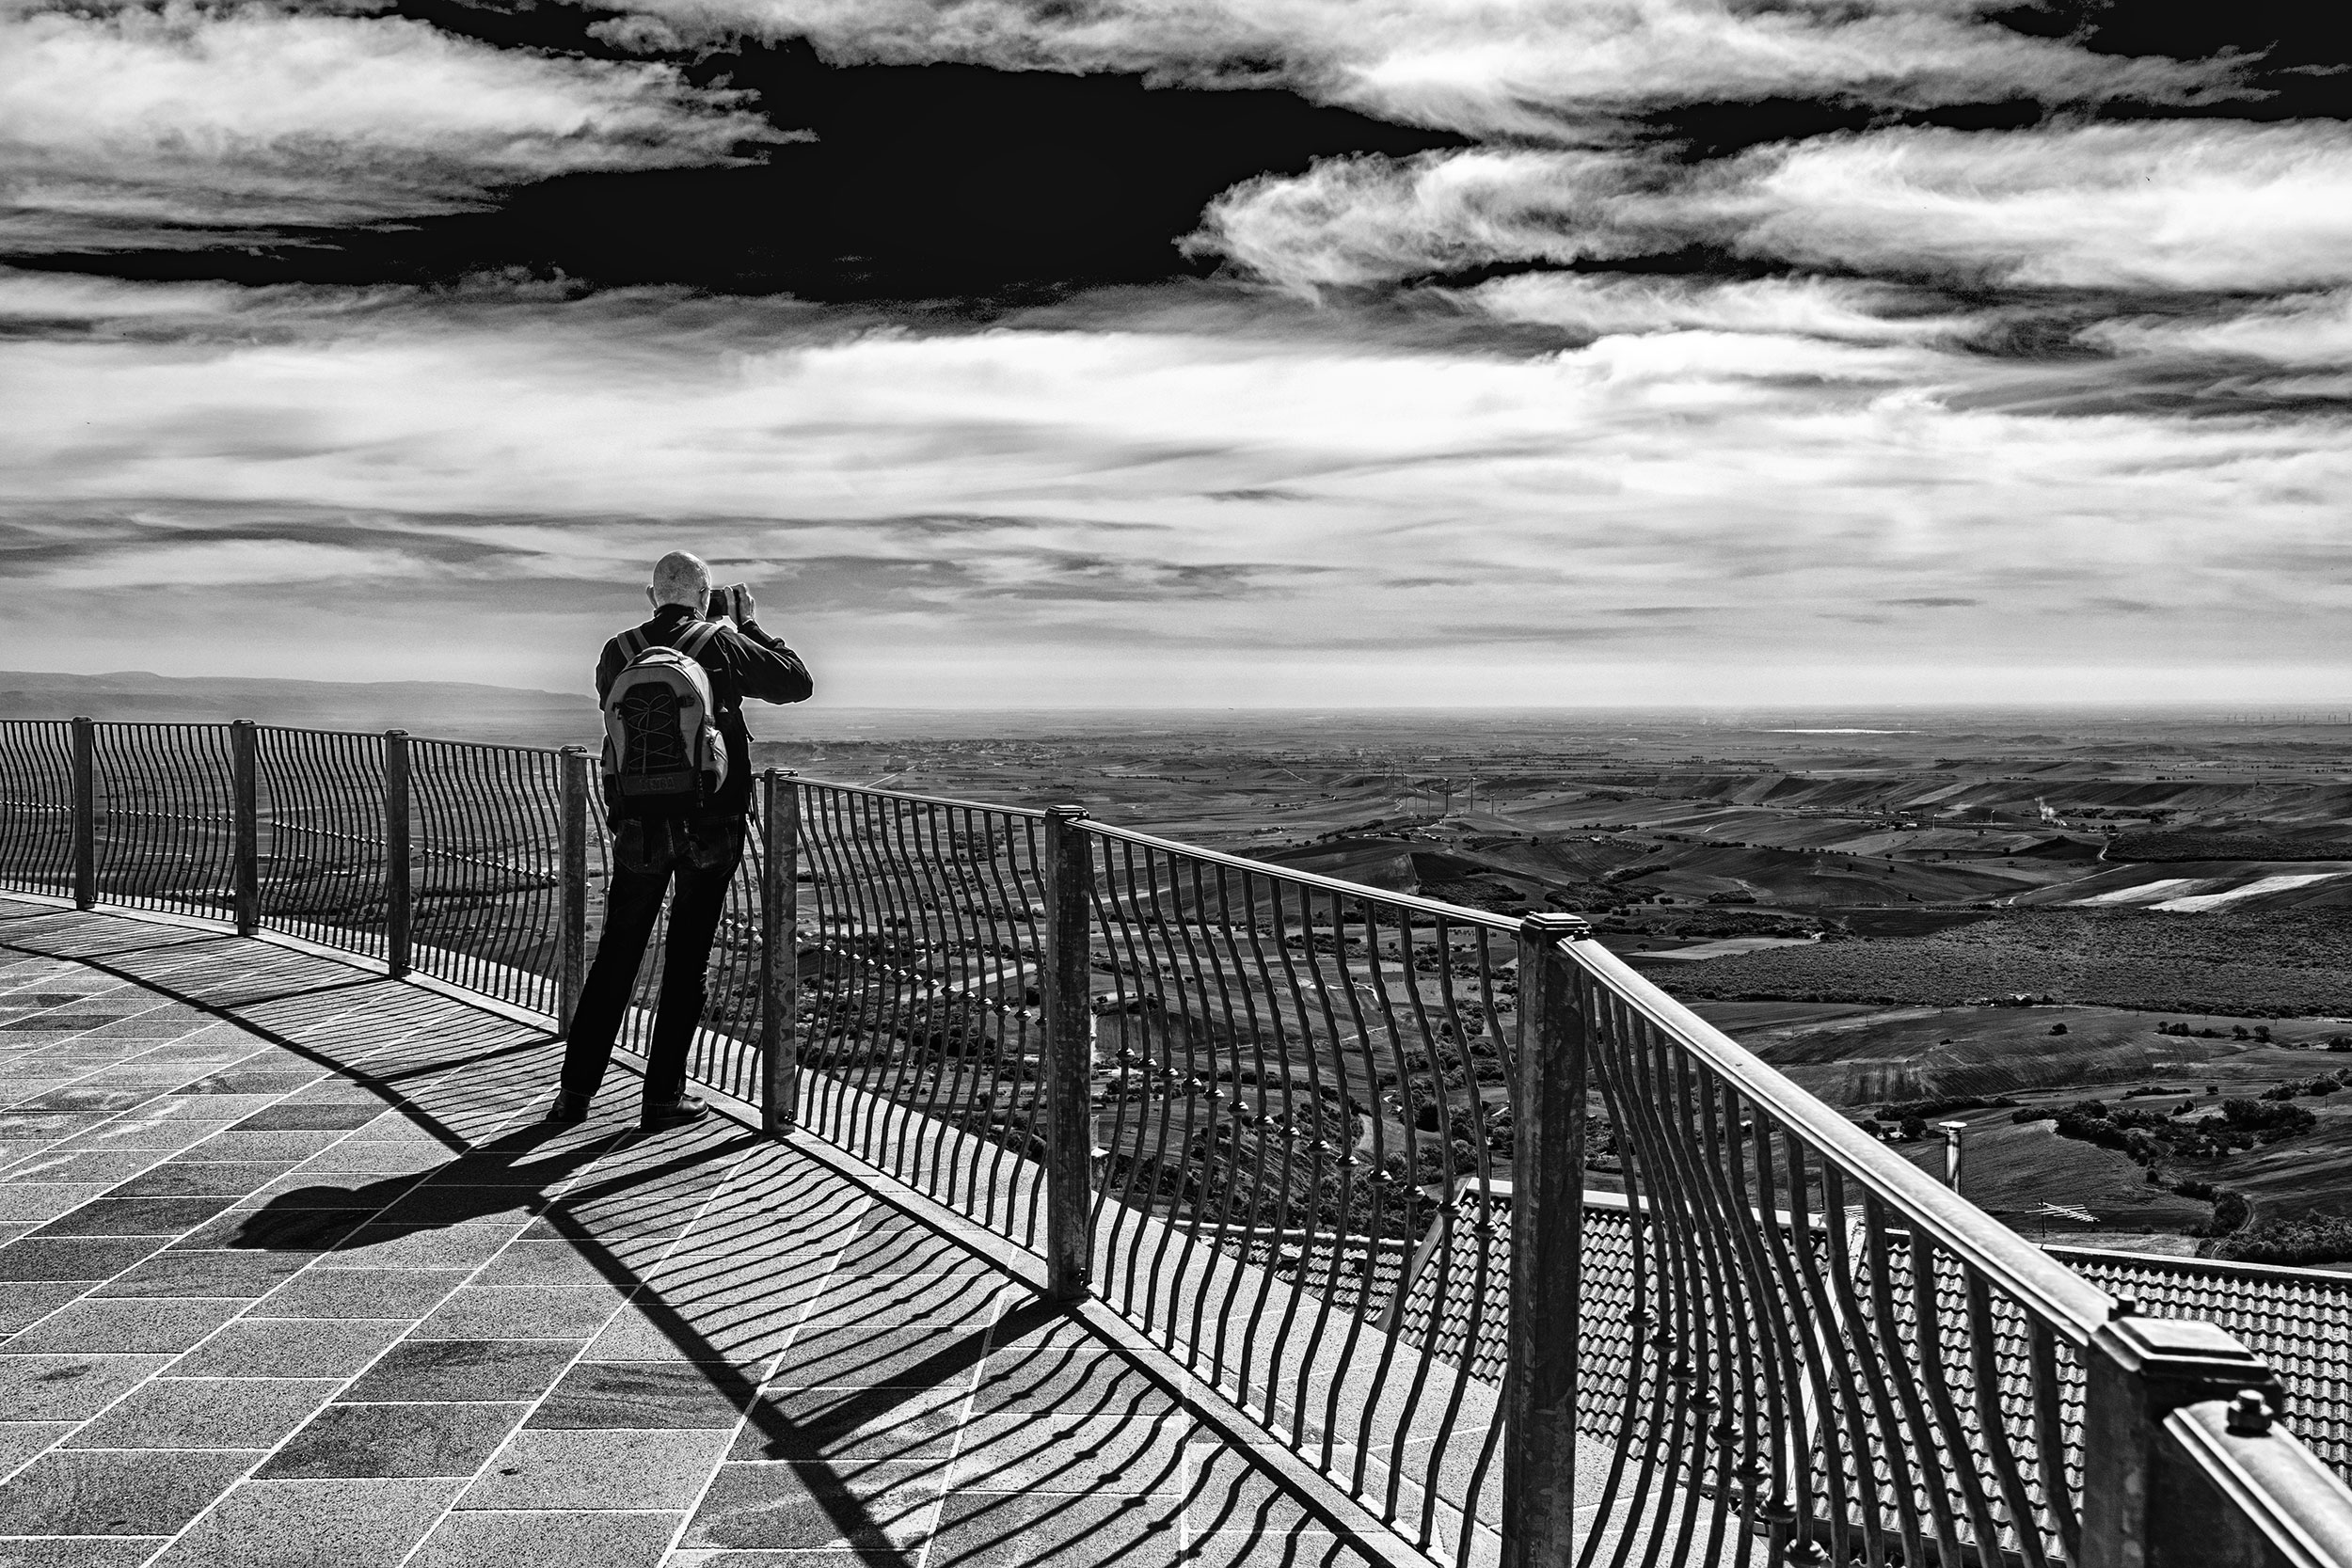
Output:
[548, 550, 812, 1131]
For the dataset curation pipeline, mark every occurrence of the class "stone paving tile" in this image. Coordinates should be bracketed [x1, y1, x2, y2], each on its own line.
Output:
[168, 1207, 376, 1254]
[171, 1072, 328, 1101]
[258, 1402, 529, 1480]
[679, 1461, 950, 1554]
[54, 1120, 237, 1156]
[1183, 1532, 1366, 1567]
[967, 1314, 1180, 1420]
[236, 1173, 422, 1209]
[373, 1185, 542, 1228]
[341, 1339, 582, 1403]
[5, 1295, 246, 1354]
[92, 1250, 309, 1300]
[10, 1090, 166, 1117]
[413, 1284, 630, 1341]
[407, 1508, 683, 1568]
[2, 1152, 171, 1187]
[175, 1132, 349, 1164]
[293, 1145, 451, 1178]
[770, 1313, 999, 1390]
[33, 1196, 240, 1238]
[149, 1475, 465, 1567]
[458, 1428, 732, 1511]
[923, 1490, 1189, 1568]
[170, 1318, 408, 1379]
[787, 1272, 1017, 1338]
[729, 1386, 968, 1465]
[251, 1267, 467, 1322]
[0, 1419, 76, 1471]
[0, 1238, 167, 1286]
[0, 1185, 107, 1223]
[470, 1238, 626, 1289]
[0, 1449, 255, 1535]
[0, 1115, 112, 1148]
[68, 1378, 342, 1450]
[827, 1224, 998, 1278]
[529, 1362, 758, 1430]
[1179, 1447, 1322, 1538]
[101, 1163, 297, 1199]
[0, 1353, 174, 1420]
[579, 1300, 760, 1365]
[134, 1098, 280, 1126]
[229, 1105, 386, 1133]
[325, 1221, 530, 1272]
[946, 1410, 1196, 1497]
[276, 1081, 398, 1106]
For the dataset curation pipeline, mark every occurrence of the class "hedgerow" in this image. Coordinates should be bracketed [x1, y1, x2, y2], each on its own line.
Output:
[1660, 910, 2352, 1017]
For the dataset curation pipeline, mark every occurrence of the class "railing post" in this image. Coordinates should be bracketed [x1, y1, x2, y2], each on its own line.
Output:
[759, 768, 801, 1136]
[1041, 804, 1095, 1306]
[385, 729, 412, 978]
[2080, 1314, 2283, 1568]
[557, 746, 590, 1036]
[70, 716, 94, 909]
[1504, 911, 1592, 1568]
[230, 720, 258, 936]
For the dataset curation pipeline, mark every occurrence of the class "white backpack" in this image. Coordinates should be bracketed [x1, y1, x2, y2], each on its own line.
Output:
[600, 622, 729, 814]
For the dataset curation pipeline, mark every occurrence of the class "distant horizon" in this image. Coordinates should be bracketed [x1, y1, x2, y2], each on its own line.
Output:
[4, 665, 2346, 721]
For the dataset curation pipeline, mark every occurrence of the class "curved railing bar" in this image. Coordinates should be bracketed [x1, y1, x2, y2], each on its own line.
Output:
[1548, 932, 2117, 1346]
[1082, 818, 1515, 930]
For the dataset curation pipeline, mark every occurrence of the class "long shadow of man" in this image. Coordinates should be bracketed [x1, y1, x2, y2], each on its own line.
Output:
[224, 1120, 723, 1252]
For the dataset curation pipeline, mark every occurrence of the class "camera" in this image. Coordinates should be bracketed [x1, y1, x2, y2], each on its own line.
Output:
[708, 583, 750, 622]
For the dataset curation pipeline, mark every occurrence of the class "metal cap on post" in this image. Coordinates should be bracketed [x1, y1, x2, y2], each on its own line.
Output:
[1503, 911, 1591, 1568]
[759, 769, 802, 1138]
[230, 720, 259, 936]
[557, 747, 590, 1037]
[1041, 804, 1095, 1307]
[385, 730, 412, 979]
[70, 717, 95, 910]
[2081, 1314, 2286, 1568]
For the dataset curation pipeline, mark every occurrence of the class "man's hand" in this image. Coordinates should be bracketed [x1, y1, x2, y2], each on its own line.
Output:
[732, 585, 756, 625]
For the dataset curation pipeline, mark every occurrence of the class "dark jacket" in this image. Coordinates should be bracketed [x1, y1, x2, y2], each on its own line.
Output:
[596, 604, 812, 816]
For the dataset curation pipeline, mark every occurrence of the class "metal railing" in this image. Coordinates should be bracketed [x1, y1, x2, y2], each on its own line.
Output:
[2, 719, 2347, 1568]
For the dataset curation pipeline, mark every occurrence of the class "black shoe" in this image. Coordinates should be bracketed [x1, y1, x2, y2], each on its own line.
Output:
[543, 1090, 592, 1126]
[640, 1094, 709, 1131]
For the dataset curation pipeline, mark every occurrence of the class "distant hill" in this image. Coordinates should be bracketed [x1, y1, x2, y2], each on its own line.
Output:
[0, 670, 598, 748]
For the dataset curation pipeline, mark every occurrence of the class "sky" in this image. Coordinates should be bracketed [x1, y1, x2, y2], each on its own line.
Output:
[2, 0, 2348, 708]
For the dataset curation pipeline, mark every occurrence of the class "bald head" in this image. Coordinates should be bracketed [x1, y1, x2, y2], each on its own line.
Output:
[648, 551, 710, 611]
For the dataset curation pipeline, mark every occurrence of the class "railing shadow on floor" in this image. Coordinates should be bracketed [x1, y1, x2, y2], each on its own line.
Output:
[2, 905, 1379, 1568]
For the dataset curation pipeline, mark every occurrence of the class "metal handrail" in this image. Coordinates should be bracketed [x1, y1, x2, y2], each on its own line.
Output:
[789, 775, 1053, 818]
[1086, 817, 1517, 929]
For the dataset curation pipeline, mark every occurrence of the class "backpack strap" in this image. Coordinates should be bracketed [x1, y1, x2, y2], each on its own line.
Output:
[674, 620, 723, 661]
[617, 628, 648, 661]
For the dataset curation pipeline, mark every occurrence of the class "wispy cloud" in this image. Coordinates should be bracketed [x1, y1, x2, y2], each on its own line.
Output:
[0, 1, 784, 252]
[2085, 290, 2352, 368]
[594, 0, 2229, 137]
[3, 273, 2346, 701]
[1192, 121, 2352, 296]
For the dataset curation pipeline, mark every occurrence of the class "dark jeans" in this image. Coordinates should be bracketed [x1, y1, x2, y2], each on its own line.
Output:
[561, 817, 744, 1108]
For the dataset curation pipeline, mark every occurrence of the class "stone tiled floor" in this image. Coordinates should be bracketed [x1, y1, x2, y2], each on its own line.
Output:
[0, 900, 1388, 1568]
